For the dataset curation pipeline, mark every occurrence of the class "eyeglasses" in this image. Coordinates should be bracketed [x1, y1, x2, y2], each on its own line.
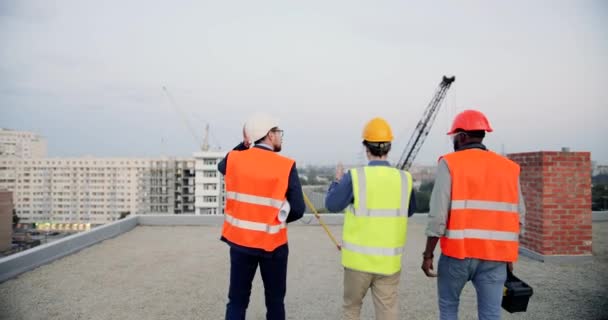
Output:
[271, 129, 284, 137]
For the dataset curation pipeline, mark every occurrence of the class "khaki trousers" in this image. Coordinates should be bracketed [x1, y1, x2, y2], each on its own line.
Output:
[343, 268, 401, 320]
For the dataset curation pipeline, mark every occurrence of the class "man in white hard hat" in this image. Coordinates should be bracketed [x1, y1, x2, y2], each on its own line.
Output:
[218, 113, 305, 320]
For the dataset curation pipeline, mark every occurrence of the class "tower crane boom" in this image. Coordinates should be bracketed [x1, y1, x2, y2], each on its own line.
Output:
[396, 76, 455, 170]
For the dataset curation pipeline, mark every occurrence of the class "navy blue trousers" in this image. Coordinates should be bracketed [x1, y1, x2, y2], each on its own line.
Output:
[225, 246, 289, 320]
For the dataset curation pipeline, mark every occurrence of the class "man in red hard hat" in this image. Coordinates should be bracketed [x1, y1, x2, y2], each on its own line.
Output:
[420, 110, 526, 320]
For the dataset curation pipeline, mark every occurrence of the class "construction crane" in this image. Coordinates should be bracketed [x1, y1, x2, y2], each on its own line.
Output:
[162, 86, 210, 151]
[396, 76, 455, 170]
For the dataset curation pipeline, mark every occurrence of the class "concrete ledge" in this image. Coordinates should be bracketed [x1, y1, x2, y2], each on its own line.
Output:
[0, 216, 138, 283]
[295, 214, 344, 225]
[519, 247, 545, 262]
[295, 213, 429, 225]
[136, 214, 348, 226]
[593, 211, 608, 222]
[137, 214, 224, 225]
[519, 246, 594, 263]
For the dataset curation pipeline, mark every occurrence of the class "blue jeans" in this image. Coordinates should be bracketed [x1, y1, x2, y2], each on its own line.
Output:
[225, 246, 289, 320]
[437, 254, 507, 320]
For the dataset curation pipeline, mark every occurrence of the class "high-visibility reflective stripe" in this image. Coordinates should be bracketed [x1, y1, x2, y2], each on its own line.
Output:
[399, 170, 408, 212]
[357, 209, 403, 217]
[224, 213, 286, 234]
[451, 200, 518, 213]
[356, 168, 367, 211]
[352, 167, 408, 217]
[342, 241, 403, 256]
[226, 191, 283, 209]
[445, 229, 519, 241]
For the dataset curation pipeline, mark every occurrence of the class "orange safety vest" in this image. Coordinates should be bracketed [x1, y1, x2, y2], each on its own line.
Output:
[440, 149, 520, 262]
[222, 147, 294, 252]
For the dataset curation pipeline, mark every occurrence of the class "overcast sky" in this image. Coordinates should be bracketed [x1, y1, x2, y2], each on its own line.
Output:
[1, 0, 607, 166]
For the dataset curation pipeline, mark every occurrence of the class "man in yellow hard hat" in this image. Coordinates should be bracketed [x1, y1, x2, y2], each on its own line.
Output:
[326, 117, 416, 320]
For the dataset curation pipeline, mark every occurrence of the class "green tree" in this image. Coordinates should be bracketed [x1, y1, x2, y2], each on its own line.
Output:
[415, 181, 434, 213]
[12, 209, 20, 227]
[592, 184, 608, 211]
[415, 191, 430, 213]
[119, 211, 131, 220]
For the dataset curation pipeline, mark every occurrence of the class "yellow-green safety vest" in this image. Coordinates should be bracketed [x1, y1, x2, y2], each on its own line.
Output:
[342, 166, 412, 275]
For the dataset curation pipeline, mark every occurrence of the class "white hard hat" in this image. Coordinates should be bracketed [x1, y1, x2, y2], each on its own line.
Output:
[244, 113, 280, 143]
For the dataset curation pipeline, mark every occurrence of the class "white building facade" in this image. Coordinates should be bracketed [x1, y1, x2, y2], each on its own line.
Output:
[0, 158, 143, 225]
[0, 157, 199, 225]
[194, 151, 225, 215]
[0, 128, 47, 158]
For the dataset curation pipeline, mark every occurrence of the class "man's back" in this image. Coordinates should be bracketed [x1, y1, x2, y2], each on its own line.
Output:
[442, 149, 520, 202]
[440, 148, 521, 262]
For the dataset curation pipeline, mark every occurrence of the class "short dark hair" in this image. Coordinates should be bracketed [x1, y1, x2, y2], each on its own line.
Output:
[363, 141, 391, 157]
[465, 130, 485, 138]
[455, 129, 485, 139]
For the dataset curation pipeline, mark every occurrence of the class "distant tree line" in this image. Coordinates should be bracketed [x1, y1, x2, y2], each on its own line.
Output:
[298, 167, 608, 212]
[415, 174, 608, 213]
[592, 174, 608, 211]
[415, 181, 434, 213]
[299, 165, 335, 186]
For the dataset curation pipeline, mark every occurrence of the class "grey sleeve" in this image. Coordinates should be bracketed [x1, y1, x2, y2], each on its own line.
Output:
[518, 178, 526, 235]
[425, 159, 452, 237]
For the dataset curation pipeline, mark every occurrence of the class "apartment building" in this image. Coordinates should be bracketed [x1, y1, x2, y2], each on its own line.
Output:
[139, 158, 195, 214]
[0, 157, 200, 225]
[193, 151, 225, 215]
[0, 128, 47, 158]
[0, 158, 143, 224]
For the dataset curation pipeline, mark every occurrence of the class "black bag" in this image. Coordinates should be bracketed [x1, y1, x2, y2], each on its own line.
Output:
[501, 265, 533, 313]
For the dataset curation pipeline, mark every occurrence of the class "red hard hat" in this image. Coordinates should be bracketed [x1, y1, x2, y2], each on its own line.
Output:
[447, 109, 493, 135]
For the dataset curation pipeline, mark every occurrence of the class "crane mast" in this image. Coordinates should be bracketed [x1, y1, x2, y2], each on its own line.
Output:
[396, 76, 455, 170]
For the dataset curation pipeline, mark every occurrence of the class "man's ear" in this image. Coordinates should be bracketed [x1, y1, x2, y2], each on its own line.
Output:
[458, 132, 467, 143]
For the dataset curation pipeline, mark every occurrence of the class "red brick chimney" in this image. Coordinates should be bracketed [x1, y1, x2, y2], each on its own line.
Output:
[508, 150, 592, 261]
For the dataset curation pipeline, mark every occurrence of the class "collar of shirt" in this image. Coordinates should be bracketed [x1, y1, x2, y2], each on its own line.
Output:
[368, 160, 391, 166]
[457, 143, 487, 151]
[255, 143, 273, 151]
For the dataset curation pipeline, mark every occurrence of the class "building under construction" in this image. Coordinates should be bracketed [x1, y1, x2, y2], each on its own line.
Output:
[137, 158, 196, 215]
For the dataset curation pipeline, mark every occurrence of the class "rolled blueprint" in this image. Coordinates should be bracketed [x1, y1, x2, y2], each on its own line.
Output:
[278, 200, 290, 222]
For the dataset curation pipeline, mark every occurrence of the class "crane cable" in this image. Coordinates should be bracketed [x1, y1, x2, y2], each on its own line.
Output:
[162, 86, 202, 150]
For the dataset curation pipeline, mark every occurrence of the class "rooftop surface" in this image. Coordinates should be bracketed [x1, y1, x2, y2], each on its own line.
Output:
[1, 216, 607, 320]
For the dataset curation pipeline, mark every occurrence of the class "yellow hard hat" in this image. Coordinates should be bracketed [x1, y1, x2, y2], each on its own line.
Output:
[362, 117, 393, 142]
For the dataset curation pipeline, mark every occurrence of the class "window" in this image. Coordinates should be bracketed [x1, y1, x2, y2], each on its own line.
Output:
[203, 171, 217, 178]
[203, 158, 217, 165]
[203, 196, 217, 203]
[203, 183, 217, 190]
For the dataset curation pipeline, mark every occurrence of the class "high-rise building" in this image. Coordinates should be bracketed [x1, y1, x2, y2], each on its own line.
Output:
[139, 158, 195, 214]
[0, 158, 144, 224]
[0, 123, 229, 224]
[194, 151, 225, 215]
[0, 128, 47, 158]
[0, 157, 200, 225]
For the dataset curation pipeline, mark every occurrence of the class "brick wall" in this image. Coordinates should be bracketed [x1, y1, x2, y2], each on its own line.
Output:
[508, 151, 592, 256]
